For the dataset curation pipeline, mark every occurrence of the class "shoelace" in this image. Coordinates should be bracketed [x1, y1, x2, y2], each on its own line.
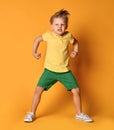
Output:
[26, 112, 34, 118]
[80, 113, 90, 119]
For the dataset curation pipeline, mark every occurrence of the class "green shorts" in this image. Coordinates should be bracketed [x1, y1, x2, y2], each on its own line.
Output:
[37, 69, 79, 91]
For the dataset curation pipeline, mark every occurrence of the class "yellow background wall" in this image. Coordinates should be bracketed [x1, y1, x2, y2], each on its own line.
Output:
[0, 0, 114, 130]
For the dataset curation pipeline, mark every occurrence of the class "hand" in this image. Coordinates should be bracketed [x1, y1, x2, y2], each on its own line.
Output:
[33, 52, 41, 59]
[70, 51, 78, 58]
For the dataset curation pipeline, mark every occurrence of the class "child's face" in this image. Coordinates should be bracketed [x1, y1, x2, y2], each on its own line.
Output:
[51, 17, 67, 36]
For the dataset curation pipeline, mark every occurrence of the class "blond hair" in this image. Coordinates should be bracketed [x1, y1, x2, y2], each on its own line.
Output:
[50, 9, 70, 27]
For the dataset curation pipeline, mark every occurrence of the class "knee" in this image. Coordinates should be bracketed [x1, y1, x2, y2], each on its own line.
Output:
[71, 88, 80, 95]
[34, 87, 44, 96]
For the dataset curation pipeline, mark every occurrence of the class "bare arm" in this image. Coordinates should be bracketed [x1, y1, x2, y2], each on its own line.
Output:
[32, 35, 43, 59]
[70, 38, 79, 58]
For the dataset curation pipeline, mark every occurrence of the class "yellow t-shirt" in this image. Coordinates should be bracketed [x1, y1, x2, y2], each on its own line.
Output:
[42, 31, 74, 72]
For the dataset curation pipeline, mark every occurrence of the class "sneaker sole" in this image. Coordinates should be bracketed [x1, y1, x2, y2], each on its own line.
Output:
[76, 118, 93, 123]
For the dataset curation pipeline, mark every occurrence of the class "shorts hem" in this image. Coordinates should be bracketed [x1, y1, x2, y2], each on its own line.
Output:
[67, 86, 79, 91]
[37, 84, 50, 91]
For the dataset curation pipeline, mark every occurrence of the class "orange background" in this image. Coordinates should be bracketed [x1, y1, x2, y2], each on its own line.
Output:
[0, 0, 114, 130]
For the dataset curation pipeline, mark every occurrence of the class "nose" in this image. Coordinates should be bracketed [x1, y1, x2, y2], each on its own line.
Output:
[58, 24, 62, 28]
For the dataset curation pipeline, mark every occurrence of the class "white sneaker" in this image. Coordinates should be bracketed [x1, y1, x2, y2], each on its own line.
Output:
[76, 113, 93, 122]
[24, 112, 35, 122]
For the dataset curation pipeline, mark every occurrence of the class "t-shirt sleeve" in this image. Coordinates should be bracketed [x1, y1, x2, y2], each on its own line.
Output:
[42, 31, 49, 41]
[69, 33, 75, 44]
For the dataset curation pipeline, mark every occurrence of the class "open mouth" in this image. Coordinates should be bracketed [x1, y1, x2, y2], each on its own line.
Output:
[58, 29, 62, 32]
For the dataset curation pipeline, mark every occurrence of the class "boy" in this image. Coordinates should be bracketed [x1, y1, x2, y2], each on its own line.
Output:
[24, 9, 93, 122]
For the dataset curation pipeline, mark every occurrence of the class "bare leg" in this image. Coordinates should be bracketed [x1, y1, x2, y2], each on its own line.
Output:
[71, 88, 82, 115]
[31, 86, 44, 114]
